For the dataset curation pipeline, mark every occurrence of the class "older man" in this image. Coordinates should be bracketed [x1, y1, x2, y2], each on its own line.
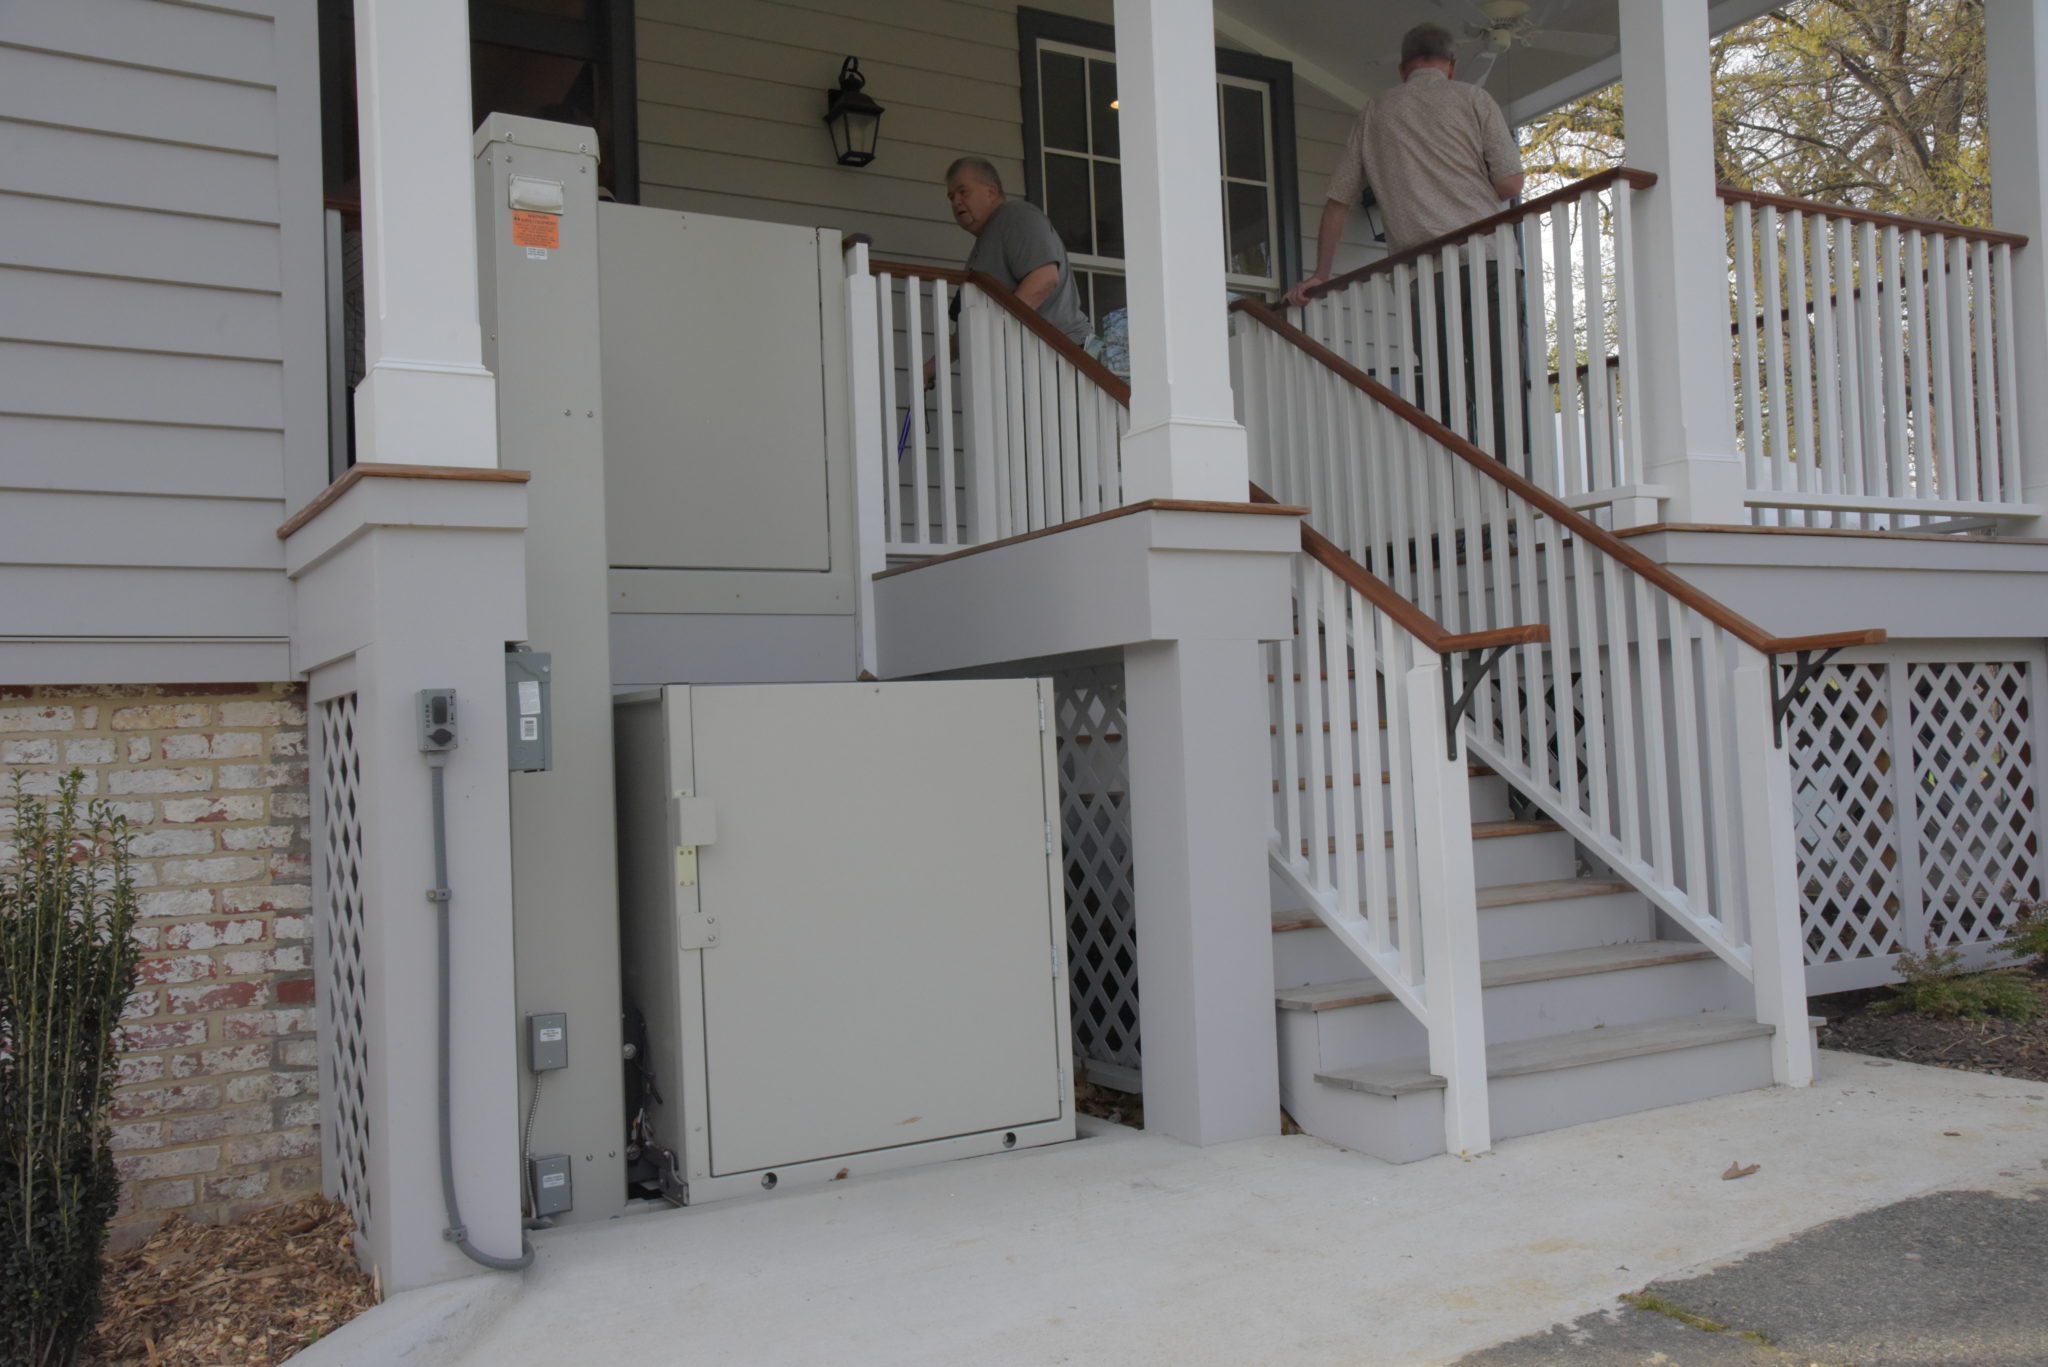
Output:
[1285, 24, 1524, 302]
[944, 157, 1091, 345]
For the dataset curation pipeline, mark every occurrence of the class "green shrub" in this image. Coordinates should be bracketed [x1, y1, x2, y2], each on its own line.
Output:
[1, 772, 141, 1367]
[1874, 939, 2038, 1023]
[1999, 902, 2048, 973]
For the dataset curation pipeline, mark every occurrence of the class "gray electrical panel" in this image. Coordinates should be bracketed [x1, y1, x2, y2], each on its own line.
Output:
[504, 649, 553, 773]
[613, 681, 1074, 1207]
[527, 1012, 568, 1072]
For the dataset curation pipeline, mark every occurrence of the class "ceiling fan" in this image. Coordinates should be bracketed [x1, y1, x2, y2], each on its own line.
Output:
[1433, 0, 1616, 86]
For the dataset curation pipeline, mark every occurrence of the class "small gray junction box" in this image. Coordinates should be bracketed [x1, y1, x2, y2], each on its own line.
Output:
[527, 1012, 568, 1072]
[505, 649, 553, 773]
[529, 1153, 573, 1217]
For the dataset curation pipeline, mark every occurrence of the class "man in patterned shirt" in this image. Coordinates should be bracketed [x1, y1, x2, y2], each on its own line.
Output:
[1283, 24, 1526, 455]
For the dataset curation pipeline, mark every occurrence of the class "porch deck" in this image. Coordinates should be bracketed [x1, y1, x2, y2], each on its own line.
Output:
[300, 1051, 2047, 1367]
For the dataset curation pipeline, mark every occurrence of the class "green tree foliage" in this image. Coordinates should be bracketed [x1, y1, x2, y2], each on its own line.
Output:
[1520, 0, 1989, 225]
[1, 773, 141, 1367]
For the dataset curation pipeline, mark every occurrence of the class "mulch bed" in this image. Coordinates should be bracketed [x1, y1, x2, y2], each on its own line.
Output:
[1814, 972, 2048, 1084]
[83, 1196, 378, 1366]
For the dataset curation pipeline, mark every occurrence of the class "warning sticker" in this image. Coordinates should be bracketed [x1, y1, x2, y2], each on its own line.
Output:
[511, 210, 560, 249]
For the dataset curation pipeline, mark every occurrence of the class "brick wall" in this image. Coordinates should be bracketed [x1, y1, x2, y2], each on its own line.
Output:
[0, 683, 319, 1248]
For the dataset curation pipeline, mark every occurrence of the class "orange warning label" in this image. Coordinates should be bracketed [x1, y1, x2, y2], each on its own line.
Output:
[511, 210, 560, 249]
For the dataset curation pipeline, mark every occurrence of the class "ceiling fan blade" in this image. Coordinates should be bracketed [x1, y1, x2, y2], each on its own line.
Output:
[1520, 28, 1618, 57]
[1462, 45, 1504, 87]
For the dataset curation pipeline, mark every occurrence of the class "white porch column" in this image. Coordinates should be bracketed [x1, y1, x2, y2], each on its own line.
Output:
[351, 0, 498, 467]
[1125, 638, 1281, 1145]
[1618, 0, 1747, 526]
[1113, 0, 1249, 501]
[1987, 0, 2048, 527]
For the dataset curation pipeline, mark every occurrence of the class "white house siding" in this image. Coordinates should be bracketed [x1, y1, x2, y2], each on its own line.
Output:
[635, 0, 1380, 276]
[0, 0, 328, 686]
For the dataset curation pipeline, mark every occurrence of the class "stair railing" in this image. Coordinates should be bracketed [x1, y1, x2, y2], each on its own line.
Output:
[1233, 297, 1888, 1087]
[1293, 168, 1658, 522]
[1268, 502, 1546, 1156]
[1720, 188, 2034, 529]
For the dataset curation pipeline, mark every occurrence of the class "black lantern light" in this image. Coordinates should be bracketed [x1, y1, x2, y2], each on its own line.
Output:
[824, 57, 884, 168]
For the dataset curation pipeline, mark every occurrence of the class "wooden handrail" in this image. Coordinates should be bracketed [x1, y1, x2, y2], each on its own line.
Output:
[1230, 296, 1886, 657]
[868, 257, 1133, 405]
[1716, 186, 2029, 250]
[1303, 167, 1659, 303]
[1249, 484, 1549, 657]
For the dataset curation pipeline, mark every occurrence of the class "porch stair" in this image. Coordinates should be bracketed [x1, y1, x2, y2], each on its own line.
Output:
[1272, 767, 1775, 1163]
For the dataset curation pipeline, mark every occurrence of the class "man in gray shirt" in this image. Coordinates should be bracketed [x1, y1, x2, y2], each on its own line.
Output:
[945, 157, 1092, 345]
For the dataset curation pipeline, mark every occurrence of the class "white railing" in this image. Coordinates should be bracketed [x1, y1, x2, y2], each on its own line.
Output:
[1292, 169, 1655, 520]
[1724, 190, 2033, 529]
[1272, 538, 1531, 1155]
[1237, 299, 1870, 1087]
[844, 245, 1125, 566]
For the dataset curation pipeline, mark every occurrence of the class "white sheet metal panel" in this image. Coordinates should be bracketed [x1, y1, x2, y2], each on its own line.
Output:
[598, 205, 832, 573]
[684, 680, 1064, 1175]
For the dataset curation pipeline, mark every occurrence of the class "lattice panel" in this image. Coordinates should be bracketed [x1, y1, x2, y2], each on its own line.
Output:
[1909, 662, 2041, 947]
[1055, 665, 1138, 1074]
[1785, 665, 1905, 964]
[317, 695, 372, 1237]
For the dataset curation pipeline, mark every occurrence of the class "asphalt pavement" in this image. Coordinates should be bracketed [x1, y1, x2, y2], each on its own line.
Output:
[1455, 1182, 2048, 1366]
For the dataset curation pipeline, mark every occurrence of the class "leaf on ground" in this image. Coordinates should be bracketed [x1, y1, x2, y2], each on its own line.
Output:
[1722, 1160, 1761, 1180]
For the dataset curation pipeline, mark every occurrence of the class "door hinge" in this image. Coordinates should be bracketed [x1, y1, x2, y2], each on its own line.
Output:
[1038, 697, 1048, 732]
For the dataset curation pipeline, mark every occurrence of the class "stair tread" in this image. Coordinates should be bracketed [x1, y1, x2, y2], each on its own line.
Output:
[1276, 940, 1717, 1012]
[1272, 876, 1634, 933]
[1314, 1011, 1776, 1097]
[1275, 764, 1493, 792]
[1301, 817, 1563, 858]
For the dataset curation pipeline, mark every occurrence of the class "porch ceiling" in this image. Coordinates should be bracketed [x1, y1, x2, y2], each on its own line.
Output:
[1215, 0, 1784, 122]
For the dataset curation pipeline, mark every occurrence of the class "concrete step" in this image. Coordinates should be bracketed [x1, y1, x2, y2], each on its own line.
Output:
[1274, 768, 1514, 824]
[1289, 818, 1575, 887]
[1288, 1011, 1777, 1164]
[1278, 941, 1737, 1072]
[1271, 877, 1649, 987]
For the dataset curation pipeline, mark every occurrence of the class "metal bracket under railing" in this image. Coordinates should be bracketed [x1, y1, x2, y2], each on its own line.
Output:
[1442, 645, 1515, 761]
[1771, 647, 1845, 748]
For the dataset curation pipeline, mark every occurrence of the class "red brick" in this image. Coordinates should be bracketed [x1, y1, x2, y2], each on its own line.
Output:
[138, 1178, 197, 1210]
[171, 1041, 273, 1079]
[275, 975, 315, 1006]
[166, 980, 264, 1014]
[224, 1128, 318, 1166]
[115, 1145, 218, 1182]
[203, 1171, 272, 1203]
[112, 1084, 222, 1119]
[109, 1122, 165, 1152]
[117, 1055, 166, 1087]
[221, 1008, 315, 1039]
[221, 885, 311, 913]
[164, 918, 269, 951]
[137, 954, 216, 985]
[117, 1018, 209, 1052]
[162, 795, 265, 824]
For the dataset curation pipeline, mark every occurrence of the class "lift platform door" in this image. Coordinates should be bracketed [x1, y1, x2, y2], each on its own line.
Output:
[615, 680, 1074, 1204]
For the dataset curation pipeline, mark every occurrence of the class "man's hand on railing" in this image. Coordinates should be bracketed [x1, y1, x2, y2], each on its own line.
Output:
[1281, 274, 1327, 309]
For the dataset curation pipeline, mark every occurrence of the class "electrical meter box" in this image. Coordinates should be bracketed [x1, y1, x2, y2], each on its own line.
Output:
[613, 681, 1074, 1205]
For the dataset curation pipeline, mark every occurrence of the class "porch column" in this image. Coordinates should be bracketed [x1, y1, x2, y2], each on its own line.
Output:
[1618, 0, 1747, 526]
[1986, 0, 2048, 528]
[1125, 638, 1281, 1145]
[1113, 0, 1250, 501]
[351, 0, 498, 468]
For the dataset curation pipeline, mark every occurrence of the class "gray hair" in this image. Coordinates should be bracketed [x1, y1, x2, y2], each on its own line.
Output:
[945, 156, 1004, 193]
[1400, 23, 1457, 68]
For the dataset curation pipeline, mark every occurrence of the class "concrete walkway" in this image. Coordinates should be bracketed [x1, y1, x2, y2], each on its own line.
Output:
[300, 1052, 2048, 1367]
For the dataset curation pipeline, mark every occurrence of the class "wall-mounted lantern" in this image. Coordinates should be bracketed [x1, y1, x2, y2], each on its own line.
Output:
[824, 57, 884, 168]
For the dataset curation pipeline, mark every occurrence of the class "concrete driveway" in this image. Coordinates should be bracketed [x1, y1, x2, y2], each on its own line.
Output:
[300, 1051, 2048, 1367]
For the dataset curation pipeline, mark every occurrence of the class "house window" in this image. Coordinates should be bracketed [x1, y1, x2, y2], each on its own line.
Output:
[1017, 7, 1299, 349]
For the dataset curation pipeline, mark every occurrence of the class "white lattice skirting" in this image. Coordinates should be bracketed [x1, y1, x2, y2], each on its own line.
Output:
[315, 695, 373, 1237]
[1056, 665, 1139, 1085]
[1785, 646, 2046, 993]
